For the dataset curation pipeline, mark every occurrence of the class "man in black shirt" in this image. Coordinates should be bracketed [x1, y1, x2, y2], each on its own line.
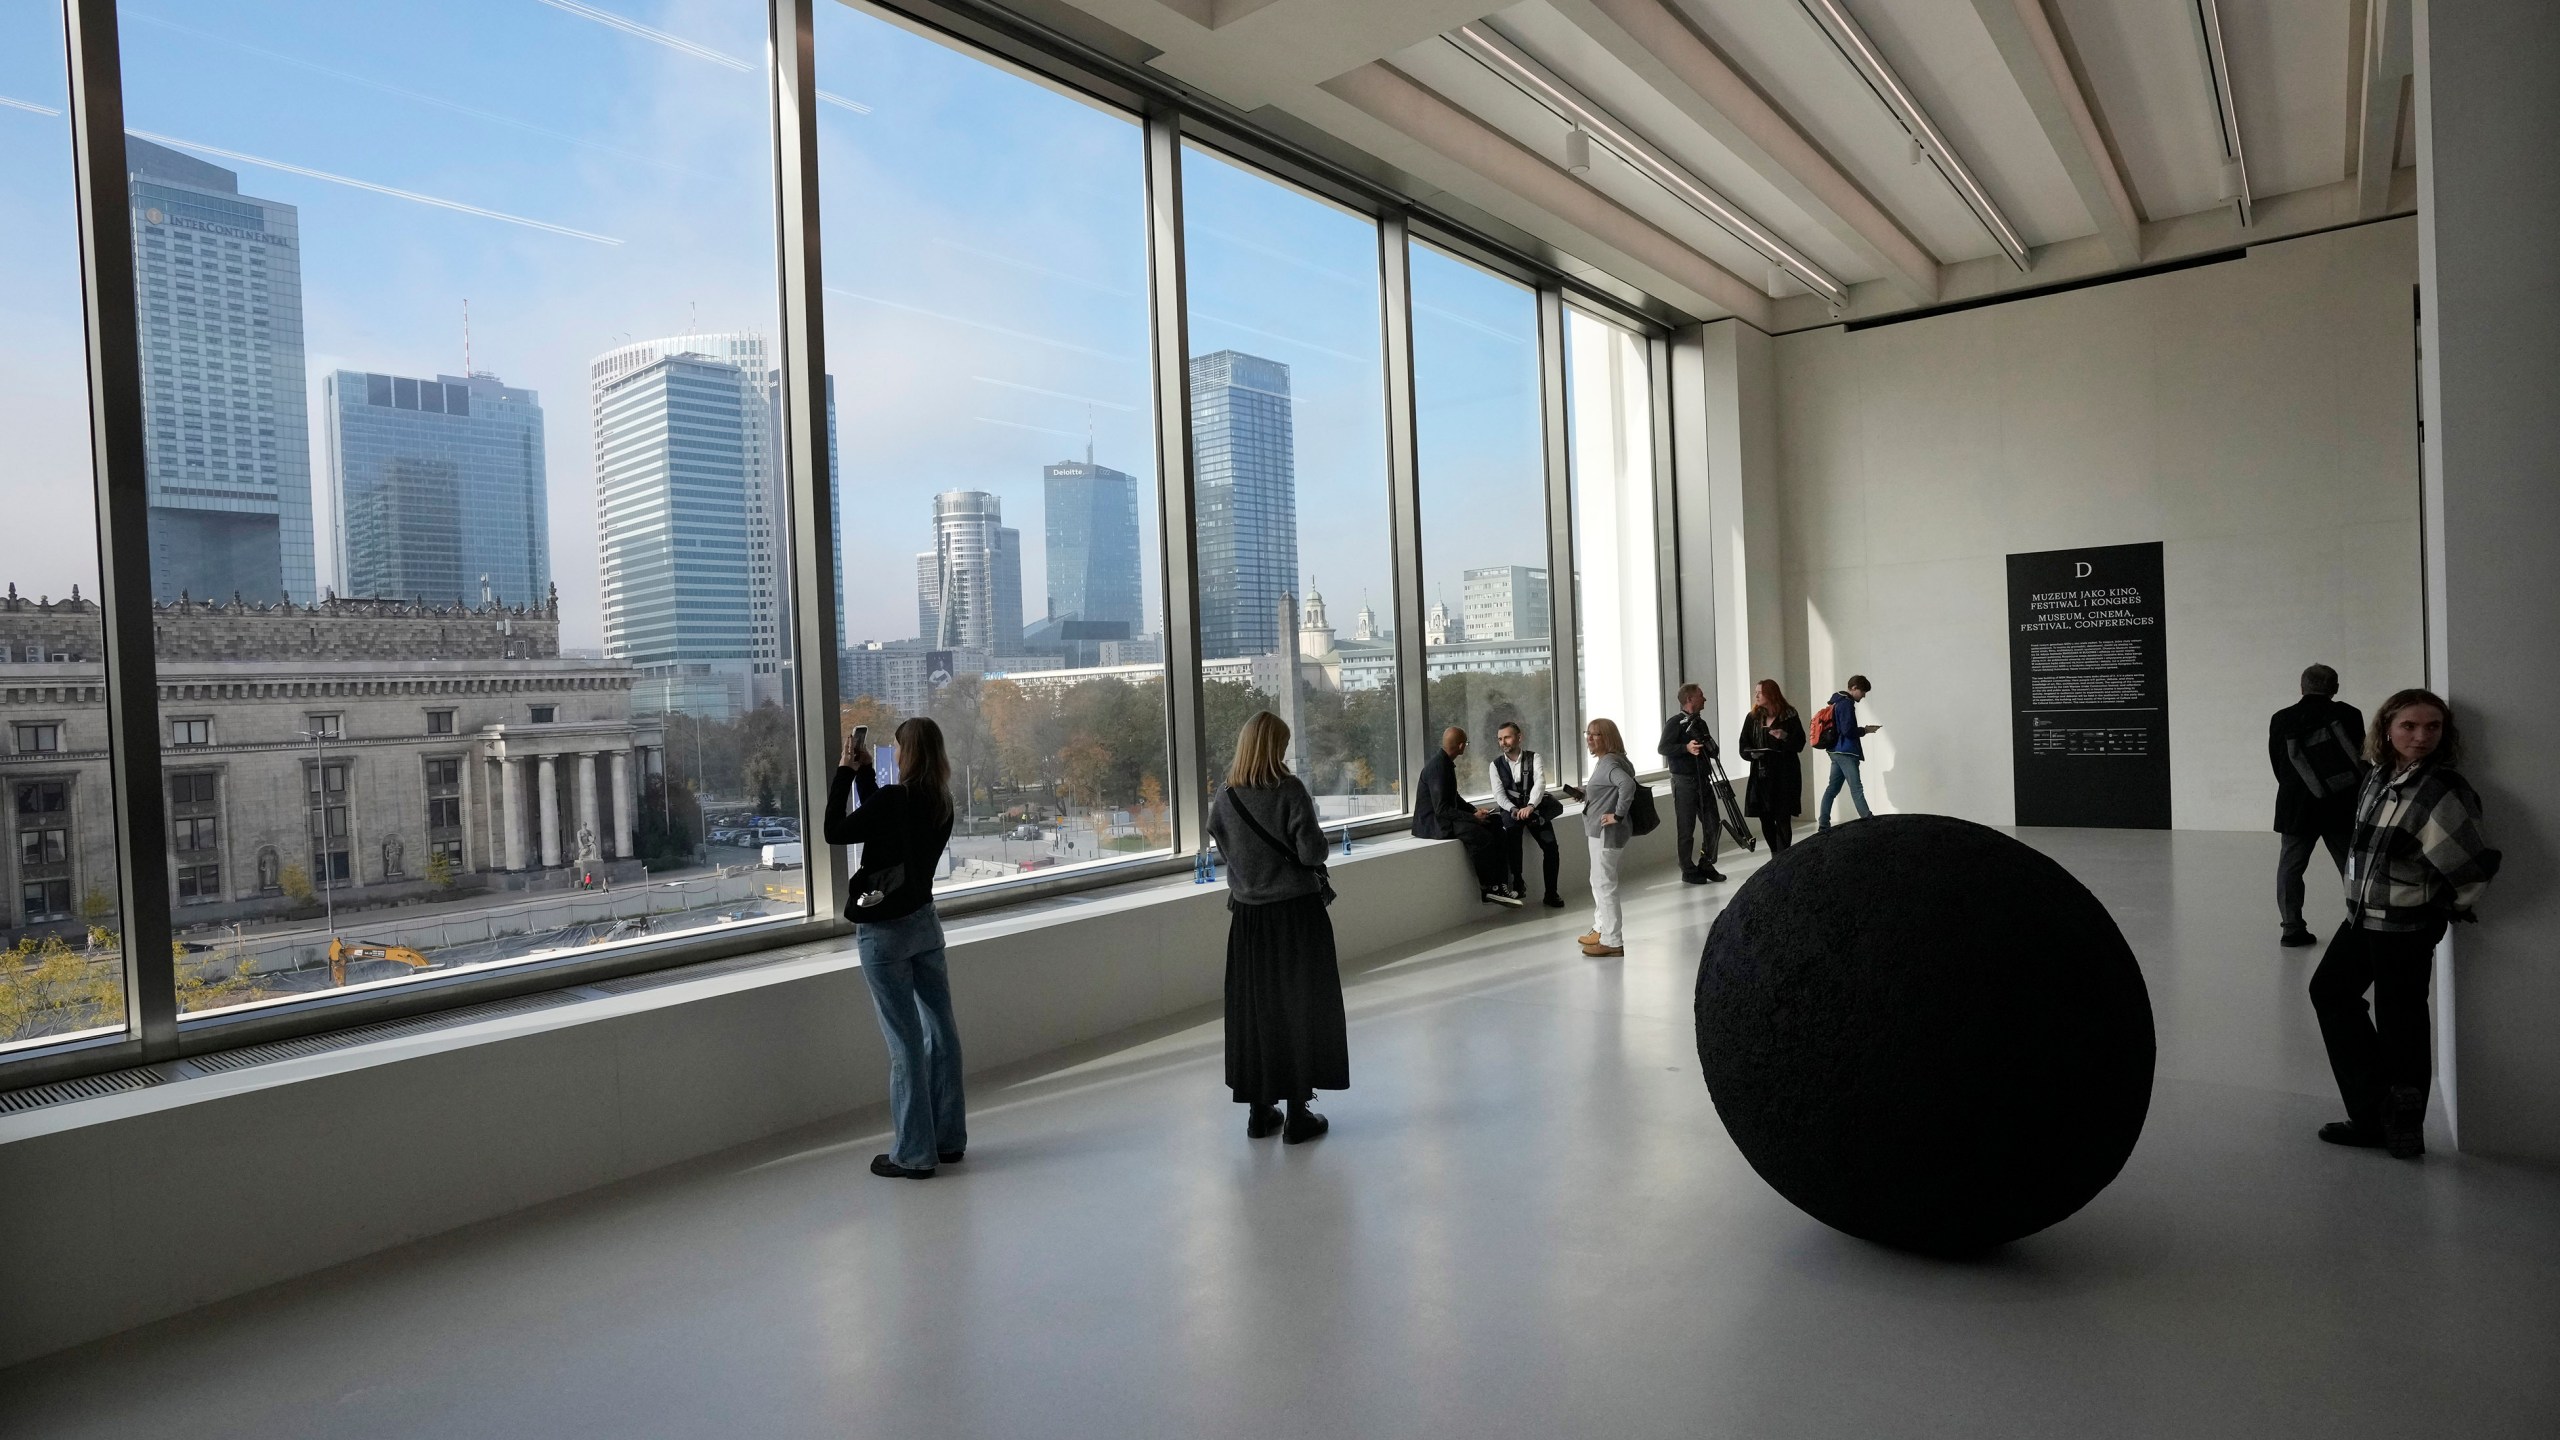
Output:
[1413, 726, 1523, 907]
[2269, 663, 2368, 946]
[1657, 683, 1725, 884]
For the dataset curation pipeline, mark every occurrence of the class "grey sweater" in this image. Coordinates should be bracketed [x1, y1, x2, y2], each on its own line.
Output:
[1208, 778, 1329, 904]
[1581, 753, 1639, 848]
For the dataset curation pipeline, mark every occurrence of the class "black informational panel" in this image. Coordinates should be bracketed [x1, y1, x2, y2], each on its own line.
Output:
[2007, 541, 2170, 829]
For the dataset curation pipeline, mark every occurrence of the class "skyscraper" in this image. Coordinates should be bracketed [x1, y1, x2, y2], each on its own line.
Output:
[1189, 350, 1297, 660]
[591, 349, 755, 717]
[1043, 453, 1142, 630]
[1461, 565, 1551, 642]
[325, 370, 549, 606]
[127, 136, 316, 603]
[917, 491, 1022, 654]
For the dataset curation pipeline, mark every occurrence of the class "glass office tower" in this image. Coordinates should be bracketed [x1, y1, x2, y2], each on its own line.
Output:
[1188, 350, 1297, 660]
[127, 135, 317, 603]
[325, 370, 550, 606]
[918, 490, 1023, 655]
[1042, 453, 1142, 630]
[592, 349, 756, 717]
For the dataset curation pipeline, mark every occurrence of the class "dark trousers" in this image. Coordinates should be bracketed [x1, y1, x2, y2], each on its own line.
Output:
[2276, 824, 2351, 936]
[1450, 820, 1510, 892]
[1671, 774, 1715, 875]
[2309, 920, 2444, 1134]
[1503, 818, 1561, 900]
[1761, 815, 1794, 855]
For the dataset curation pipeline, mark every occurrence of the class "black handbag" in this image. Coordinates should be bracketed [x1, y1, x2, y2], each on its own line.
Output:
[1222, 788, 1336, 906]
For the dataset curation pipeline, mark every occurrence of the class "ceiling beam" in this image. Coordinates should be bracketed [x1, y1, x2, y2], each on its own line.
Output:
[1968, 0, 2141, 267]
[2355, 0, 2413, 220]
[1321, 62, 1776, 329]
[1545, 0, 1940, 306]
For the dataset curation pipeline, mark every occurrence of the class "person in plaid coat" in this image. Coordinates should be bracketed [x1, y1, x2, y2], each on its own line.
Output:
[2308, 687, 2501, 1159]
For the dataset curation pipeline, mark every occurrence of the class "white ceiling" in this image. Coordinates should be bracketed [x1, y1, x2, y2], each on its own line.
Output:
[1035, 0, 2414, 326]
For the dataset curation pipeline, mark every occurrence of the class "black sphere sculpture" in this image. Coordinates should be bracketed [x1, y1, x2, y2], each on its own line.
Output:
[1695, 814, 2155, 1254]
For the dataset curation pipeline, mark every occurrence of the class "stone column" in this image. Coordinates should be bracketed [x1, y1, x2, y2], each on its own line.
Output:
[500, 757, 526, 872]
[610, 748, 636, 860]
[537, 754, 561, 868]
[575, 752, 600, 865]
[458, 750, 477, 871]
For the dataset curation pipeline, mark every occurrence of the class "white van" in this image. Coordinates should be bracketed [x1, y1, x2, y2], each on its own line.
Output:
[760, 841, 804, 870]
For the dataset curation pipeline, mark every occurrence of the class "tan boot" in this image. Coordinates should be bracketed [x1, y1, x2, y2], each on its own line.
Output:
[1576, 931, 1601, 946]
[1582, 941, 1625, 957]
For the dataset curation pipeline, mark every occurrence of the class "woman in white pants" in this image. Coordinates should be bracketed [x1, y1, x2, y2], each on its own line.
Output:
[1575, 718, 1636, 957]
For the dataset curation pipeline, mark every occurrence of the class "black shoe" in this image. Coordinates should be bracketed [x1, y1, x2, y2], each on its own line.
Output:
[1680, 870, 1710, 885]
[1283, 1110, 1330, 1145]
[938, 1148, 966, 1165]
[1542, 894, 1566, 909]
[2385, 1087, 2427, 1158]
[870, 1154, 934, 1179]
[2279, 930, 2318, 948]
[1246, 1105, 1283, 1139]
[1701, 868, 1727, 883]
[2317, 1121, 2385, 1149]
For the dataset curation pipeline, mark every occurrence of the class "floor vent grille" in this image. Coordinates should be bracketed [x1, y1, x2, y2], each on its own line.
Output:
[0, 1065, 167, 1116]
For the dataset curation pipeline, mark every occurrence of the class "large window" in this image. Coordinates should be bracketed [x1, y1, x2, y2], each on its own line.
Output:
[116, 0, 802, 1018]
[817, 5, 1172, 888]
[1181, 146, 1399, 821]
[1411, 244, 1557, 792]
[1, 5, 128, 1049]
[1564, 309, 1666, 753]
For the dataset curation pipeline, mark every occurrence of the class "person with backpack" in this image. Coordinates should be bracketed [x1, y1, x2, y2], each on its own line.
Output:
[2270, 663, 2369, 946]
[1208, 711, 1349, 1144]
[2309, 688, 2499, 1159]
[1562, 717, 1640, 957]
[1813, 675, 1881, 831]
[1656, 683, 1726, 884]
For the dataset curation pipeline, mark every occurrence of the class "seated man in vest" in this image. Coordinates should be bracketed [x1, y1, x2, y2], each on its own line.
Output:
[1490, 721, 1565, 909]
[1413, 726, 1523, 907]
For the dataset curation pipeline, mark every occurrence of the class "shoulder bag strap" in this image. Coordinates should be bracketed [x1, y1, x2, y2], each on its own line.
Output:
[1224, 789, 1316, 874]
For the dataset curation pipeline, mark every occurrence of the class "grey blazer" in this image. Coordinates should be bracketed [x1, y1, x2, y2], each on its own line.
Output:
[1581, 754, 1638, 849]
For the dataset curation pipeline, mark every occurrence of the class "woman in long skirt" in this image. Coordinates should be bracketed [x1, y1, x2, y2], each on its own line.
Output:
[1738, 679, 1806, 854]
[1206, 711, 1348, 1144]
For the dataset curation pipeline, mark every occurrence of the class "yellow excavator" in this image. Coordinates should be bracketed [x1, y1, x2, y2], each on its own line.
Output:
[328, 937, 432, 987]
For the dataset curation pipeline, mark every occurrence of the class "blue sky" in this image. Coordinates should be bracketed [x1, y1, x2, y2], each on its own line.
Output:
[2, 0, 1553, 653]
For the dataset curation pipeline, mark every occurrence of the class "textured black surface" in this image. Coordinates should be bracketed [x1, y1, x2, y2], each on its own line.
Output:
[1696, 815, 2155, 1254]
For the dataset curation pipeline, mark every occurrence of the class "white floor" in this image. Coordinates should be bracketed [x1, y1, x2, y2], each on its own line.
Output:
[5, 829, 2557, 1439]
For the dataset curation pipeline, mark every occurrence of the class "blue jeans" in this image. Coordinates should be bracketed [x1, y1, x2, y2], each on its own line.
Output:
[856, 905, 967, 1170]
[1819, 752, 1872, 828]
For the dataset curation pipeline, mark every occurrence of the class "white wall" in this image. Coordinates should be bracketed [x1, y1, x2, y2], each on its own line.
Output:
[1770, 220, 2423, 829]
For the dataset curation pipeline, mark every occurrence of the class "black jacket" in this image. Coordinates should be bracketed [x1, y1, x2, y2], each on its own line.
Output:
[1738, 709, 1805, 820]
[823, 765, 954, 922]
[1658, 710, 1718, 779]
[1410, 750, 1485, 840]
[2268, 696, 2367, 835]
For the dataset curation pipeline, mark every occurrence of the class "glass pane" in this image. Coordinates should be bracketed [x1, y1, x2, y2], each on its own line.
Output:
[818, 7, 1173, 887]
[1181, 146, 1399, 824]
[1564, 309, 1664, 760]
[116, 0, 801, 1018]
[1411, 243, 1557, 791]
[0, 7, 130, 1051]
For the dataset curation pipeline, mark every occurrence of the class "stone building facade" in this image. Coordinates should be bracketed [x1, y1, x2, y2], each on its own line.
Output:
[0, 588, 664, 941]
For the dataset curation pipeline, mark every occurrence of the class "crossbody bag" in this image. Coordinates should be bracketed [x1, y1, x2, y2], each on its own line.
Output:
[1222, 789, 1336, 906]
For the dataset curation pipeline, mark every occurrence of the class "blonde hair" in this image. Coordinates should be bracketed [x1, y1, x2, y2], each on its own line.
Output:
[1585, 717, 1627, 757]
[1227, 710, 1294, 788]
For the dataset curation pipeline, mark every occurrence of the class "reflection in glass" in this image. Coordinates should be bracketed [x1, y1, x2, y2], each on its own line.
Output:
[1181, 146, 1399, 822]
[0, 5, 130, 1047]
[1565, 309, 1664, 754]
[114, 0, 800, 1018]
[818, 6, 1173, 888]
[1411, 244, 1558, 791]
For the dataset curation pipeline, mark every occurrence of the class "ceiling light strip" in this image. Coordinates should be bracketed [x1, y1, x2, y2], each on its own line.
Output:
[1450, 24, 1850, 308]
[2189, 0, 2252, 226]
[1794, 0, 2029, 269]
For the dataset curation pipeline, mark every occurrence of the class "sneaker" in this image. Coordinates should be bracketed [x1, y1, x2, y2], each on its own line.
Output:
[2279, 930, 2318, 948]
[1246, 1105, 1283, 1139]
[1482, 888, 1524, 907]
[2317, 1121, 2385, 1148]
[870, 1154, 934, 1179]
[1282, 1110, 1330, 1145]
[2385, 1086, 2427, 1159]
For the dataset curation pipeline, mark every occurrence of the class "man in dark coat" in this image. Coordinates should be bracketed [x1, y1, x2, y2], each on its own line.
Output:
[1657, 683, 1726, 884]
[1412, 726, 1521, 906]
[2270, 662, 2368, 945]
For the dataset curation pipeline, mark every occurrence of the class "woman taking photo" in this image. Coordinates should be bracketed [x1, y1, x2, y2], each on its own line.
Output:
[1571, 718, 1637, 958]
[1738, 679, 1806, 854]
[1207, 712, 1348, 1144]
[825, 718, 966, 1179]
[2309, 688, 2499, 1160]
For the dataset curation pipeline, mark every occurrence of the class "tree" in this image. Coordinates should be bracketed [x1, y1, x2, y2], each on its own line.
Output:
[425, 849, 457, 891]
[0, 935, 119, 1043]
[1135, 773, 1170, 846]
[279, 862, 315, 905]
[1058, 736, 1112, 809]
[77, 887, 115, 930]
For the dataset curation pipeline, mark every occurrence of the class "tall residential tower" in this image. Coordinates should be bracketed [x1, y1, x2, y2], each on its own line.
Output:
[916, 490, 1022, 655]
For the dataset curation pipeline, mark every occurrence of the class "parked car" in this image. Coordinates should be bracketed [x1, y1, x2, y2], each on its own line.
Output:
[752, 826, 794, 845]
[1010, 823, 1043, 841]
[760, 841, 804, 870]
